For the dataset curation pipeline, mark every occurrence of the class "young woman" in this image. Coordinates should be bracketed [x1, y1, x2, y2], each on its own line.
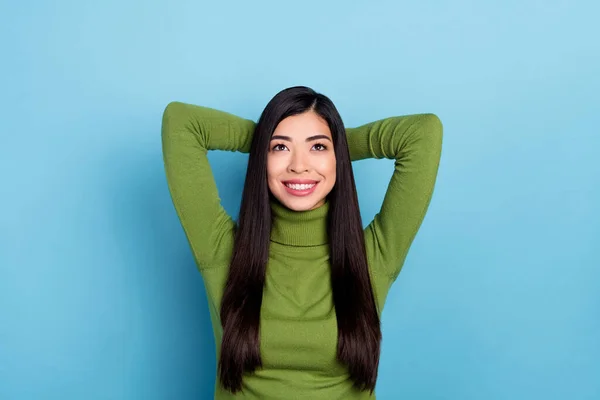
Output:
[161, 86, 443, 399]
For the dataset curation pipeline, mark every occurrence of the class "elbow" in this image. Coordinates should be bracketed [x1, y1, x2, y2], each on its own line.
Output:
[161, 101, 187, 140]
[164, 101, 186, 114]
[162, 101, 186, 124]
[419, 113, 443, 147]
[421, 113, 443, 136]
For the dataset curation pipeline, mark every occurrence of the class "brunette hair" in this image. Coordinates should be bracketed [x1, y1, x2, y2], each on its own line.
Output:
[219, 86, 381, 393]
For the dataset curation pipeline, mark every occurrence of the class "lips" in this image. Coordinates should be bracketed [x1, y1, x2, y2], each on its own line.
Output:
[282, 179, 319, 184]
[281, 179, 319, 197]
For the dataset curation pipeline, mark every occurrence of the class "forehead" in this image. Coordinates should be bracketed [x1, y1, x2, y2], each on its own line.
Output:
[272, 111, 332, 139]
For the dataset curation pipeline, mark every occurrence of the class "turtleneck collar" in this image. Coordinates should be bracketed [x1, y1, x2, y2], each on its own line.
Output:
[270, 199, 329, 247]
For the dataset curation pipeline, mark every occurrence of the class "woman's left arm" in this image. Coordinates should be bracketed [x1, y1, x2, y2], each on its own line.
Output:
[346, 113, 443, 281]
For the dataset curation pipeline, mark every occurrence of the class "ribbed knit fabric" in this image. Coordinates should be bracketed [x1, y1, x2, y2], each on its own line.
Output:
[161, 101, 443, 399]
[270, 198, 329, 246]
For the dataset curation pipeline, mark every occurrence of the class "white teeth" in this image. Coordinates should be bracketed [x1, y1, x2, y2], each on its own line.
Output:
[285, 183, 316, 190]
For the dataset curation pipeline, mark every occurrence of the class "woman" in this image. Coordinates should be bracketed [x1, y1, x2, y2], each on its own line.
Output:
[161, 86, 443, 399]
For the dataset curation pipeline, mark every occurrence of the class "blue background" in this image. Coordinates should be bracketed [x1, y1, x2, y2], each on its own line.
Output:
[1, 1, 599, 399]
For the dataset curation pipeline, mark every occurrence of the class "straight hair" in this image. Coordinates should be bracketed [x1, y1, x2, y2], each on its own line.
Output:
[219, 86, 381, 393]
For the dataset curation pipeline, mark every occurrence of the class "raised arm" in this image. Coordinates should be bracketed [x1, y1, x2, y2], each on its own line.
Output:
[161, 101, 255, 268]
[347, 114, 443, 281]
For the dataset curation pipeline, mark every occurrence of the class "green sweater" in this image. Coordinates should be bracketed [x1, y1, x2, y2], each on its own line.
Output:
[161, 101, 443, 399]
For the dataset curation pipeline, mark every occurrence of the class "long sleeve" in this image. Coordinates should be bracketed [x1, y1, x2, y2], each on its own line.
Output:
[347, 114, 443, 281]
[161, 101, 256, 268]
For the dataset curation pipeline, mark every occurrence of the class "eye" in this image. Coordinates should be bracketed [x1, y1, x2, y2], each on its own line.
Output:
[312, 143, 328, 151]
[272, 143, 288, 151]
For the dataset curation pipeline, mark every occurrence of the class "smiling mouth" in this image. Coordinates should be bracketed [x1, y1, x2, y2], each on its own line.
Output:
[285, 182, 316, 190]
[281, 181, 319, 196]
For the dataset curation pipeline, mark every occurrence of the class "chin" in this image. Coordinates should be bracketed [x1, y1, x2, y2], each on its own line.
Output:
[277, 196, 324, 211]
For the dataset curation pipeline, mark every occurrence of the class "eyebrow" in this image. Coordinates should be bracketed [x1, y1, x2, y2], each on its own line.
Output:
[270, 134, 332, 142]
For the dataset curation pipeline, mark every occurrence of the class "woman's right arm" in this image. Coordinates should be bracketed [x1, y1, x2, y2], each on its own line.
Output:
[161, 101, 255, 268]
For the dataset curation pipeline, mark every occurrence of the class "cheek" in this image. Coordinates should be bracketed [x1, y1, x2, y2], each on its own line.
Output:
[267, 156, 285, 187]
[315, 155, 336, 189]
[330, 162, 337, 186]
[330, 157, 337, 177]
[321, 155, 337, 179]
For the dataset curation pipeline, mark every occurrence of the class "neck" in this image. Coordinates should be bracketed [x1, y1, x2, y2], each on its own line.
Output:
[270, 198, 329, 247]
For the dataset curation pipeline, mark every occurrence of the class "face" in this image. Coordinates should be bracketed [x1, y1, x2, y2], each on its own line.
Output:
[267, 111, 337, 211]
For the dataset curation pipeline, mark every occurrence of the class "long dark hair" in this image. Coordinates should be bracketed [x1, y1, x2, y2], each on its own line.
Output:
[219, 86, 381, 393]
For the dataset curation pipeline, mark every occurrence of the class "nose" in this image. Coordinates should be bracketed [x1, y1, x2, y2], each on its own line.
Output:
[288, 149, 309, 173]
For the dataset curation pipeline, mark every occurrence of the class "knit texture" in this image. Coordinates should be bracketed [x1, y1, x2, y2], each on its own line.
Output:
[161, 101, 443, 399]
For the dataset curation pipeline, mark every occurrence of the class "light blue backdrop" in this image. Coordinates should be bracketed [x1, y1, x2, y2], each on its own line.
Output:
[1, 1, 598, 399]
